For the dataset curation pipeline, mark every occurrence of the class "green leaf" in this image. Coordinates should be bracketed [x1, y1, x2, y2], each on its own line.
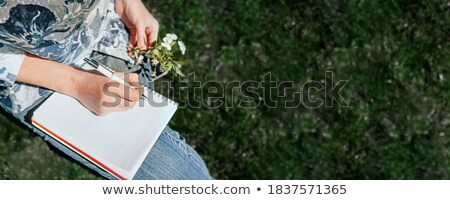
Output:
[174, 66, 185, 77]
[173, 60, 190, 65]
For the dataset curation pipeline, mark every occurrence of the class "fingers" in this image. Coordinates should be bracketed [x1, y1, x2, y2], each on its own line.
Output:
[123, 73, 142, 90]
[86, 73, 142, 116]
[106, 73, 141, 103]
[128, 22, 159, 53]
[127, 44, 134, 57]
[146, 26, 159, 47]
[94, 85, 138, 116]
[127, 28, 148, 56]
[115, 73, 140, 88]
[128, 29, 138, 56]
[105, 82, 140, 103]
[136, 28, 148, 51]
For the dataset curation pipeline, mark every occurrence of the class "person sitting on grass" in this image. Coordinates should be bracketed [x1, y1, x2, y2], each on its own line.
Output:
[0, 0, 212, 180]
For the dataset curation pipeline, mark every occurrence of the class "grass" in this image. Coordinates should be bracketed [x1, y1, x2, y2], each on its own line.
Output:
[1, 0, 450, 179]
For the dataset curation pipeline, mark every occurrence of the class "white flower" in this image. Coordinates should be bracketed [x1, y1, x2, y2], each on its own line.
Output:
[161, 42, 172, 51]
[151, 59, 159, 66]
[162, 33, 178, 45]
[178, 41, 186, 55]
[166, 33, 178, 40]
[163, 36, 174, 44]
[152, 49, 159, 55]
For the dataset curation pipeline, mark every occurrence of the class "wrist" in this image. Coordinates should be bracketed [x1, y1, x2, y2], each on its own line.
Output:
[56, 67, 89, 99]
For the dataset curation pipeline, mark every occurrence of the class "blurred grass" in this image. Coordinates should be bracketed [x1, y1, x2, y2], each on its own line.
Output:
[1, 0, 450, 179]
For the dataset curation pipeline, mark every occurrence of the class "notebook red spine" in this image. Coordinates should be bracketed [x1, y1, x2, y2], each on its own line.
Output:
[31, 118, 127, 180]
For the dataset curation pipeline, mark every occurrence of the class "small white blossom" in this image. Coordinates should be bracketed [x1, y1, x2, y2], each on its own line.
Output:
[136, 55, 144, 64]
[166, 33, 178, 40]
[161, 42, 172, 51]
[163, 33, 178, 45]
[151, 59, 159, 66]
[178, 41, 186, 55]
[163, 36, 174, 45]
[135, 32, 185, 77]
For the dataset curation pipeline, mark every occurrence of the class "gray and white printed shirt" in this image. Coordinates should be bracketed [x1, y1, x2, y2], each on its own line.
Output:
[0, 0, 132, 119]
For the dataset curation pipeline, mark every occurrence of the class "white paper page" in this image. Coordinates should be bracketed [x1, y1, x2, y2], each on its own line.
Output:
[32, 90, 177, 179]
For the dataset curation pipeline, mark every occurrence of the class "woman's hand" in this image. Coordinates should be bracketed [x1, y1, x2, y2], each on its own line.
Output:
[73, 72, 141, 116]
[115, 0, 159, 54]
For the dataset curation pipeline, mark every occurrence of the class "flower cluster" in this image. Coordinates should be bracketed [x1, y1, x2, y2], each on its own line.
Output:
[133, 33, 187, 79]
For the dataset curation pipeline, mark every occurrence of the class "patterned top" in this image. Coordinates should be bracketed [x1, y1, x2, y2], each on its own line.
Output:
[0, 0, 132, 120]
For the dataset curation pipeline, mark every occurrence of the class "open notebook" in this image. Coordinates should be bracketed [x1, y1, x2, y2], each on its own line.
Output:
[31, 88, 177, 180]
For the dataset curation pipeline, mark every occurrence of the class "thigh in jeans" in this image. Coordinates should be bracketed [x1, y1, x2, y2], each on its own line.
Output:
[133, 126, 212, 180]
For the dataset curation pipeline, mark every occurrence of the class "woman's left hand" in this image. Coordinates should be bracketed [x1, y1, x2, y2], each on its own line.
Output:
[115, 0, 159, 55]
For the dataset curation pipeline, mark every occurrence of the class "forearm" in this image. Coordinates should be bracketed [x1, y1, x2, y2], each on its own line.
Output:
[16, 54, 86, 98]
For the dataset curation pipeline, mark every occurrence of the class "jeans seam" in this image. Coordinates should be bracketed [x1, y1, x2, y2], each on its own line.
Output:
[163, 130, 209, 175]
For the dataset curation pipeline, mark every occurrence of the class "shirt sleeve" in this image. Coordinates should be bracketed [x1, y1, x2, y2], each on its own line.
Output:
[0, 43, 26, 87]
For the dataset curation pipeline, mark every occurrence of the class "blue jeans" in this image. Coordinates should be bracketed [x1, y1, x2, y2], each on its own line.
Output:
[24, 120, 212, 180]
[133, 126, 212, 180]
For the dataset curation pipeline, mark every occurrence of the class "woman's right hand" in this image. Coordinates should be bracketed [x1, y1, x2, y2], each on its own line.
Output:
[72, 72, 141, 116]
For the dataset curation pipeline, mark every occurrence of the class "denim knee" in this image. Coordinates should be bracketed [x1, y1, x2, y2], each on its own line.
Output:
[133, 127, 212, 180]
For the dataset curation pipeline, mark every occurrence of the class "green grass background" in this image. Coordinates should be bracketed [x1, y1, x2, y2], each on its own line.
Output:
[1, 0, 450, 179]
